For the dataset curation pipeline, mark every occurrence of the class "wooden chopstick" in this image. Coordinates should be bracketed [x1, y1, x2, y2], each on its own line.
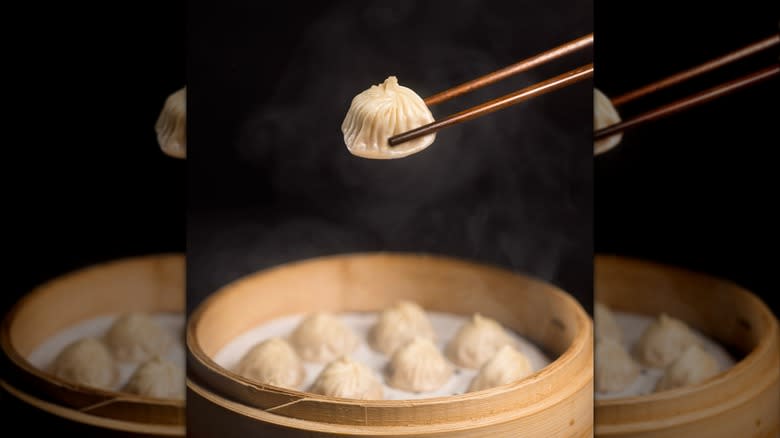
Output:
[595, 33, 780, 141]
[390, 64, 593, 146]
[594, 64, 779, 141]
[388, 34, 594, 147]
[424, 33, 594, 106]
[612, 34, 779, 107]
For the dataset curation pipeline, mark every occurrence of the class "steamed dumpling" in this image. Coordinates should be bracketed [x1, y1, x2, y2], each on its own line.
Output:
[388, 337, 453, 392]
[341, 76, 435, 159]
[105, 313, 173, 363]
[468, 345, 533, 392]
[236, 337, 305, 389]
[634, 313, 700, 368]
[595, 338, 640, 393]
[290, 313, 359, 363]
[309, 356, 384, 400]
[123, 356, 185, 399]
[445, 313, 514, 369]
[594, 88, 622, 155]
[655, 344, 719, 392]
[369, 300, 435, 356]
[595, 302, 622, 343]
[51, 338, 118, 390]
[155, 87, 186, 159]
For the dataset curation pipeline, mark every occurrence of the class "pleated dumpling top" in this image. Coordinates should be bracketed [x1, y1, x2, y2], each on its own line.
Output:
[342, 76, 435, 159]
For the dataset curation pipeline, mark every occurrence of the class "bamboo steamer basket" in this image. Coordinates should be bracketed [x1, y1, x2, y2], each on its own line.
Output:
[187, 252, 593, 437]
[594, 255, 780, 438]
[0, 254, 186, 437]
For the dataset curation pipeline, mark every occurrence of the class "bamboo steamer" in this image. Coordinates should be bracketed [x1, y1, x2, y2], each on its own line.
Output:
[594, 255, 780, 438]
[0, 254, 186, 437]
[187, 252, 593, 437]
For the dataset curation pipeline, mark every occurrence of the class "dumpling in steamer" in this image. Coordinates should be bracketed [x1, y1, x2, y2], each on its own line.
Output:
[123, 356, 185, 399]
[309, 356, 384, 400]
[105, 313, 174, 363]
[290, 313, 359, 363]
[595, 302, 622, 343]
[236, 337, 305, 389]
[468, 345, 533, 392]
[634, 313, 700, 368]
[594, 88, 623, 155]
[655, 344, 720, 392]
[595, 338, 640, 393]
[445, 313, 514, 369]
[341, 76, 435, 159]
[369, 300, 435, 356]
[51, 337, 118, 390]
[388, 337, 453, 392]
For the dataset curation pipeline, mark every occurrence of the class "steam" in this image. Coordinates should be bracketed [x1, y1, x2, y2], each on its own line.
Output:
[192, 0, 592, 308]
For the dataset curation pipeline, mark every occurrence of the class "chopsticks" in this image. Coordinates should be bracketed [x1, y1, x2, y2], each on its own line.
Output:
[595, 65, 779, 140]
[594, 34, 780, 141]
[388, 34, 594, 147]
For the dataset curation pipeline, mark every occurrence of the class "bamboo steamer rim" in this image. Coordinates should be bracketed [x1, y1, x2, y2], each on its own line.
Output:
[0, 254, 186, 413]
[1, 379, 185, 436]
[187, 376, 592, 436]
[594, 253, 780, 435]
[595, 253, 778, 406]
[187, 251, 593, 423]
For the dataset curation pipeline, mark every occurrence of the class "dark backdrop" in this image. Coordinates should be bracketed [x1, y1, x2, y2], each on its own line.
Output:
[2, 2, 186, 433]
[3, 4, 186, 318]
[187, 0, 594, 314]
[595, 1, 780, 315]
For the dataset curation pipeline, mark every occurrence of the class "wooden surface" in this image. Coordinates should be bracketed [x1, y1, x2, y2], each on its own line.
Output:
[188, 252, 592, 436]
[594, 255, 780, 438]
[0, 254, 186, 434]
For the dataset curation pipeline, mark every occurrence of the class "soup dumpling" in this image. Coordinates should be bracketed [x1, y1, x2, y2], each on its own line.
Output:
[369, 300, 435, 356]
[51, 337, 118, 390]
[634, 313, 700, 368]
[155, 87, 186, 159]
[388, 337, 453, 392]
[309, 356, 383, 400]
[595, 302, 622, 343]
[341, 76, 435, 159]
[468, 345, 533, 392]
[445, 313, 514, 369]
[105, 313, 174, 363]
[290, 313, 359, 363]
[124, 356, 185, 399]
[595, 338, 640, 393]
[594, 88, 623, 155]
[236, 337, 305, 389]
[655, 344, 720, 392]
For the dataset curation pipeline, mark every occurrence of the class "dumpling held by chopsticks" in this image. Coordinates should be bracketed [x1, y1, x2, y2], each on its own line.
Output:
[341, 76, 435, 159]
[593, 88, 622, 155]
[156, 87, 187, 159]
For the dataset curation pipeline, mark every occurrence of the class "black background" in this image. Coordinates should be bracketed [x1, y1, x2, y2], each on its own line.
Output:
[3, 5, 186, 323]
[5, 0, 777, 433]
[595, 1, 780, 316]
[3, 2, 185, 433]
[187, 0, 594, 314]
